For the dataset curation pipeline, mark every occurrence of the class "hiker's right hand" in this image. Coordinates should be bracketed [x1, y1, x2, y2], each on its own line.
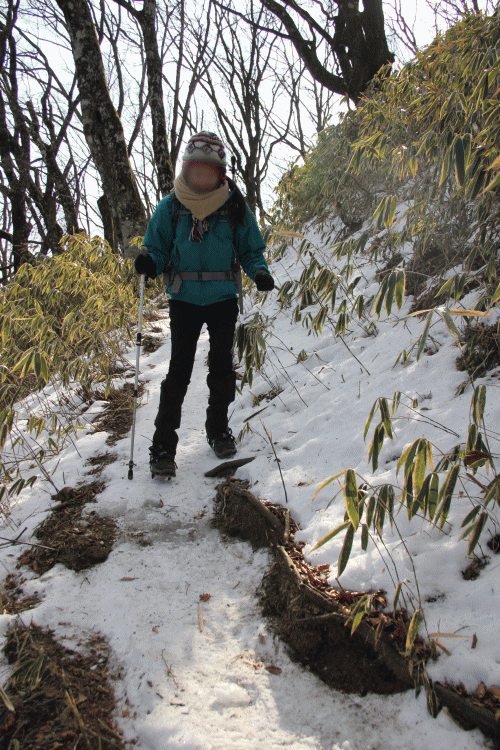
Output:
[134, 252, 157, 279]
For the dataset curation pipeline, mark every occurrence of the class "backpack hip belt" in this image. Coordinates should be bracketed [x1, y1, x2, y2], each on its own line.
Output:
[165, 265, 244, 312]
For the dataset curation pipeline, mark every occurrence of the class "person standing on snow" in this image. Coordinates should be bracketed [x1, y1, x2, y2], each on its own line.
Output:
[134, 131, 274, 478]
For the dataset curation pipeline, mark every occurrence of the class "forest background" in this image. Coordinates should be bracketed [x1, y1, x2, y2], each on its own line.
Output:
[1, 0, 496, 278]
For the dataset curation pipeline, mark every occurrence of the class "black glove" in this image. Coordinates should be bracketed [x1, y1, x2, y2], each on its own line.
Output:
[134, 252, 157, 279]
[254, 270, 274, 292]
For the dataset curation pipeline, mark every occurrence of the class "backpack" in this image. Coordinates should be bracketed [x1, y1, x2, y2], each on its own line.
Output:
[165, 190, 244, 312]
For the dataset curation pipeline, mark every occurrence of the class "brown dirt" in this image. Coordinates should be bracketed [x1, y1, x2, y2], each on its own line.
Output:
[141, 334, 163, 354]
[92, 382, 145, 446]
[487, 534, 500, 554]
[1, 574, 40, 615]
[0, 622, 127, 750]
[212, 480, 500, 743]
[212, 479, 298, 548]
[213, 480, 424, 696]
[17, 483, 116, 575]
[260, 549, 418, 696]
[456, 322, 500, 379]
[461, 555, 490, 581]
[85, 452, 118, 476]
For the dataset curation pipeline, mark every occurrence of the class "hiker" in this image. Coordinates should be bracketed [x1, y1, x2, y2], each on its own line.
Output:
[134, 131, 274, 478]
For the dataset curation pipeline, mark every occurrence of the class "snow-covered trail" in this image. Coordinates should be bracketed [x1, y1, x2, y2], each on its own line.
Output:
[0, 304, 491, 750]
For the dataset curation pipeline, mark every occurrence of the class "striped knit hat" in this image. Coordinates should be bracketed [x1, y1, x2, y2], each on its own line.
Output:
[182, 131, 227, 178]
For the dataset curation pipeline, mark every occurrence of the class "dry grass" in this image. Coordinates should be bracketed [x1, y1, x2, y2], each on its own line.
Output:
[0, 622, 127, 750]
[18, 483, 116, 575]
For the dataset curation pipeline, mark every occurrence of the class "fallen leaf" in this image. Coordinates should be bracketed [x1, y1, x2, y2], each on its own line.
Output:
[487, 685, 500, 699]
[119, 577, 138, 582]
[431, 639, 452, 656]
[477, 682, 487, 699]
[265, 665, 282, 675]
[199, 593, 211, 602]
[122, 709, 130, 717]
[152, 627, 159, 633]
[471, 633, 477, 649]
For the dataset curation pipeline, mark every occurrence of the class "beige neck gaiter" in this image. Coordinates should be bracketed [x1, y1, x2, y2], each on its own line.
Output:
[174, 173, 230, 221]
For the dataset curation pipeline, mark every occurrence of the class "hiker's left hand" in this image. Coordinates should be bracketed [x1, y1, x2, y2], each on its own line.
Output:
[255, 270, 274, 291]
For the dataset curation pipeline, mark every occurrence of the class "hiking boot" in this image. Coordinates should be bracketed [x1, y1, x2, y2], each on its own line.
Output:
[208, 429, 237, 459]
[149, 445, 176, 477]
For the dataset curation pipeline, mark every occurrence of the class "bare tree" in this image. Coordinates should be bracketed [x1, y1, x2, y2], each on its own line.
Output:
[216, 0, 395, 104]
[55, 0, 147, 256]
[201, 0, 305, 215]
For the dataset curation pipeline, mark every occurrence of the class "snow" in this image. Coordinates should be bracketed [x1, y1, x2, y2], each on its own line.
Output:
[1, 233, 498, 749]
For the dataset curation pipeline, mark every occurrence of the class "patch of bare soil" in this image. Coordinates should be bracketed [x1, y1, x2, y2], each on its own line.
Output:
[461, 555, 489, 581]
[212, 479, 297, 548]
[213, 479, 500, 745]
[1, 574, 40, 615]
[0, 622, 128, 750]
[18, 483, 116, 575]
[457, 322, 500, 379]
[92, 382, 145, 446]
[260, 546, 417, 696]
[85, 452, 118, 476]
[141, 334, 163, 354]
[487, 534, 500, 553]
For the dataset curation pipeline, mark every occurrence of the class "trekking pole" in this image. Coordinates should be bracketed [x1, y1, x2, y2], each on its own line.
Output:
[128, 273, 146, 480]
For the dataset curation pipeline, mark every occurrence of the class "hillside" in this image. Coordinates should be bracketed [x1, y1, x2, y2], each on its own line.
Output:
[1, 11, 500, 750]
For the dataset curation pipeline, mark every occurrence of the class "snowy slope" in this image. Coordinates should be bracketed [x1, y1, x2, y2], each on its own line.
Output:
[0, 235, 498, 749]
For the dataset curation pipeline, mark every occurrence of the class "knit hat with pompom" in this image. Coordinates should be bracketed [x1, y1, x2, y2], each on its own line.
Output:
[182, 131, 227, 179]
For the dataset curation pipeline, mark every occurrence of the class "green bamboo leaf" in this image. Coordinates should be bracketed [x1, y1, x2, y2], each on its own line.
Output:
[466, 512, 488, 556]
[312, 521, 350, 551]
[466, 424, 478, 454]
[364, 399, 379, 440]
[379, 398, 393, 439]
[480, 170, 500, 196]
[394, 270, 405, 309]
[483, 475, 500, 507]
[490, 281, 500, 307]
[338, 523, 355, 576]
[369, 423, 385, 472]
[460, 505, 482, 528]
[361, 523, 369, 551]
[417, 310, 434, 360]
[412, 472, 432, 518]
[373, 275, 389, 319]
[472, 385, 487, 425]
[439, 146, 452, 187]
[351, 609, 365, 634]
[384, 196, 397, 230]
[406, 609, 423, 654]
[397, 439, 420, 479]
[454, 136, 466, 187]
[468, 168, 487, 201]
[344, 469, 359, 529]
[440, 309, 461, 341]
[435, 464, 460, 529]
[413, 440, 428, 499]
[312, 470, 346, 500]
[385, 271, 397, 315]
[366, 495, 376, 527]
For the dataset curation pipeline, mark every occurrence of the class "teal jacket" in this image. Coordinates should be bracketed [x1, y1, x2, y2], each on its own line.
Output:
[143, 193, 269, 306]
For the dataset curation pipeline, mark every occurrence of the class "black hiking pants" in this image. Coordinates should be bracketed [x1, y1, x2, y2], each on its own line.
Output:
[152, 298, 238, 456]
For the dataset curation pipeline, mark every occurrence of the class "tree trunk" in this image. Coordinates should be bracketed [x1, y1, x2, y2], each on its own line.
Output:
[138, 0, 174, 195]
[55, 0, 147, 257]
[97, 194, 119, 254]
